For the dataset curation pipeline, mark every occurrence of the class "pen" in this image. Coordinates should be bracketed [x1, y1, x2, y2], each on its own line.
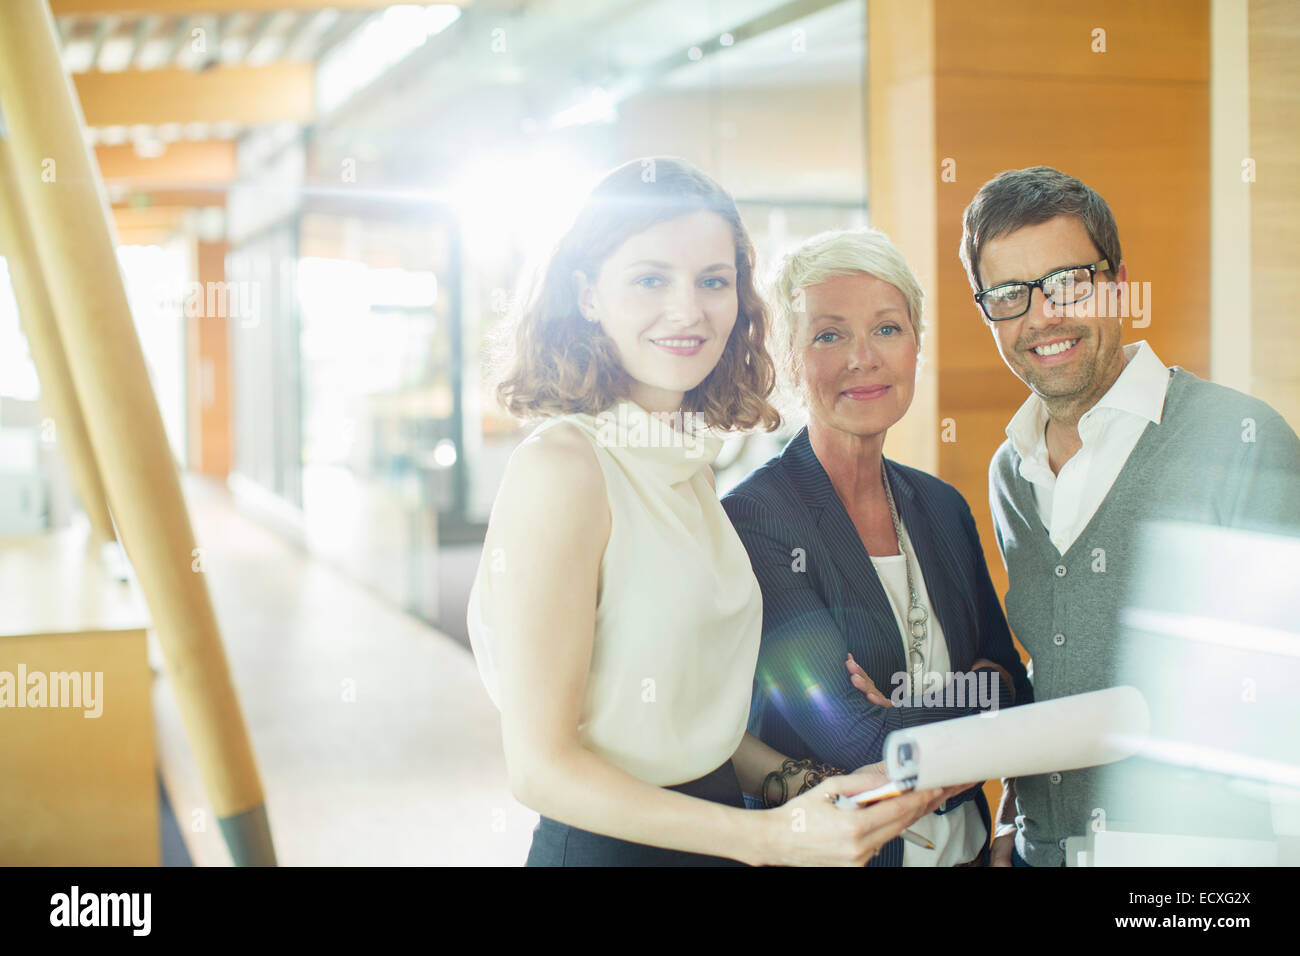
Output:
[834, 778, 916, 809]
[833, 778, 935, 849]
[901, 829, 935, 850]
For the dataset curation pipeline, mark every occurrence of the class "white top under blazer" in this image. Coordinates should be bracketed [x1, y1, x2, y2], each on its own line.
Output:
[466, 398, 763, 787]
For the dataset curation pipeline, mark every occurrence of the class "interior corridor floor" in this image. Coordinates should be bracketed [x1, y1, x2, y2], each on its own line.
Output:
[155, 474, 537, 865]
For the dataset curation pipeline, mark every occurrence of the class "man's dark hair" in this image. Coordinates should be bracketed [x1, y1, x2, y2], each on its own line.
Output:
[959, 166, 1122, 292]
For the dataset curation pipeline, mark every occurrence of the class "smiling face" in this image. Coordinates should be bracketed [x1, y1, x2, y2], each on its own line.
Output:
[576, 210, 739, 413]
[797, 272, 918, 440]
[978, 214, 1127, 414]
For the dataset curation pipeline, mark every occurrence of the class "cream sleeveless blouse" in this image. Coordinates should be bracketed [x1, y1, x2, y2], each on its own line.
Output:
[466, 398, 763, 787]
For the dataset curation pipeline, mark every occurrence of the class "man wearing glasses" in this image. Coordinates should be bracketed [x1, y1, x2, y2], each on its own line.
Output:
[959, 166, 1300, 866]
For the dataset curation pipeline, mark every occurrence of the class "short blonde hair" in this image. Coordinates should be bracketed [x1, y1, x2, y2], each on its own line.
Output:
[493, 157, 780, 433]
[768, 227, 925, 396]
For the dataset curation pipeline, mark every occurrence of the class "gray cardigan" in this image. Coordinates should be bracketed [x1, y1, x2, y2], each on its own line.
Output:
[990, 367, 1300, 866]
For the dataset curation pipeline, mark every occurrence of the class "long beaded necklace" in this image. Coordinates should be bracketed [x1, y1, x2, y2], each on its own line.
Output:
[881, 461, 929, 697]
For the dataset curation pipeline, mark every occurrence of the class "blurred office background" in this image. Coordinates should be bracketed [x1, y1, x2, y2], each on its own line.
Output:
[0, 0, 1296, 865]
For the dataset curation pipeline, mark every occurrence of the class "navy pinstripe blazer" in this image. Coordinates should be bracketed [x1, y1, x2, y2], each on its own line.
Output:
[722, 427, 1033, 866]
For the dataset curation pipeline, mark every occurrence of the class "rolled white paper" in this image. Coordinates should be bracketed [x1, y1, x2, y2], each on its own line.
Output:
[883, 686, 1150, 788]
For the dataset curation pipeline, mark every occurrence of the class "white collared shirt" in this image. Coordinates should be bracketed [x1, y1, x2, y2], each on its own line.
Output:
[1004, 341, 1170, 555]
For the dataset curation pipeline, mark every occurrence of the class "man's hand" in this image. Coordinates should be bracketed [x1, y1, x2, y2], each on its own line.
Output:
[990, 829, 1017, 866]
[846, 653, 893, 708]
[990, 777, 1018, 866]
[972, 657, 1015, 705]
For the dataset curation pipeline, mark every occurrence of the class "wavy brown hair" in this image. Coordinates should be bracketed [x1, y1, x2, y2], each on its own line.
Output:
[492, 156, 780, 432]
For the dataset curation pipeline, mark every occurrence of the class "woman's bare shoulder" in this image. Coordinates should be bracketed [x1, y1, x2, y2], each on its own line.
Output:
[491, 421, 608, 535]
[508, 421, 601, 487]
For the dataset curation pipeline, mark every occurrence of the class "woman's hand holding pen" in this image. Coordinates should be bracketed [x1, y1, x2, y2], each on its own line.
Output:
[760, 767, 945, 866]
[847, 761, 975, 817]
[843, 668, 981, 809]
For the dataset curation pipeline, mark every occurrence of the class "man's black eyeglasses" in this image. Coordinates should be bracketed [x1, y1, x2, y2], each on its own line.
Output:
[975, 259, 1111, 321]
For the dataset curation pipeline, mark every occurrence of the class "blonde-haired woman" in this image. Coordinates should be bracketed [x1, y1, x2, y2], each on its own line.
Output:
[722, 227, 1033, 867]
[467, 162, 948, 866]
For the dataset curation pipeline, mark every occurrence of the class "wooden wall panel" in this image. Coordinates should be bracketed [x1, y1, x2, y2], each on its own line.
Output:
[867, 0, 938, 475]
[930, 1, 1211, 606]
[1249, 0, 1300, 431]
[935, 76, 1211, 376]
[932, 0, 1210, 82]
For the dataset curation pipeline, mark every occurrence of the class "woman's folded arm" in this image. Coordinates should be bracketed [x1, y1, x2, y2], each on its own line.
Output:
[725, 493, 1011, 772]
